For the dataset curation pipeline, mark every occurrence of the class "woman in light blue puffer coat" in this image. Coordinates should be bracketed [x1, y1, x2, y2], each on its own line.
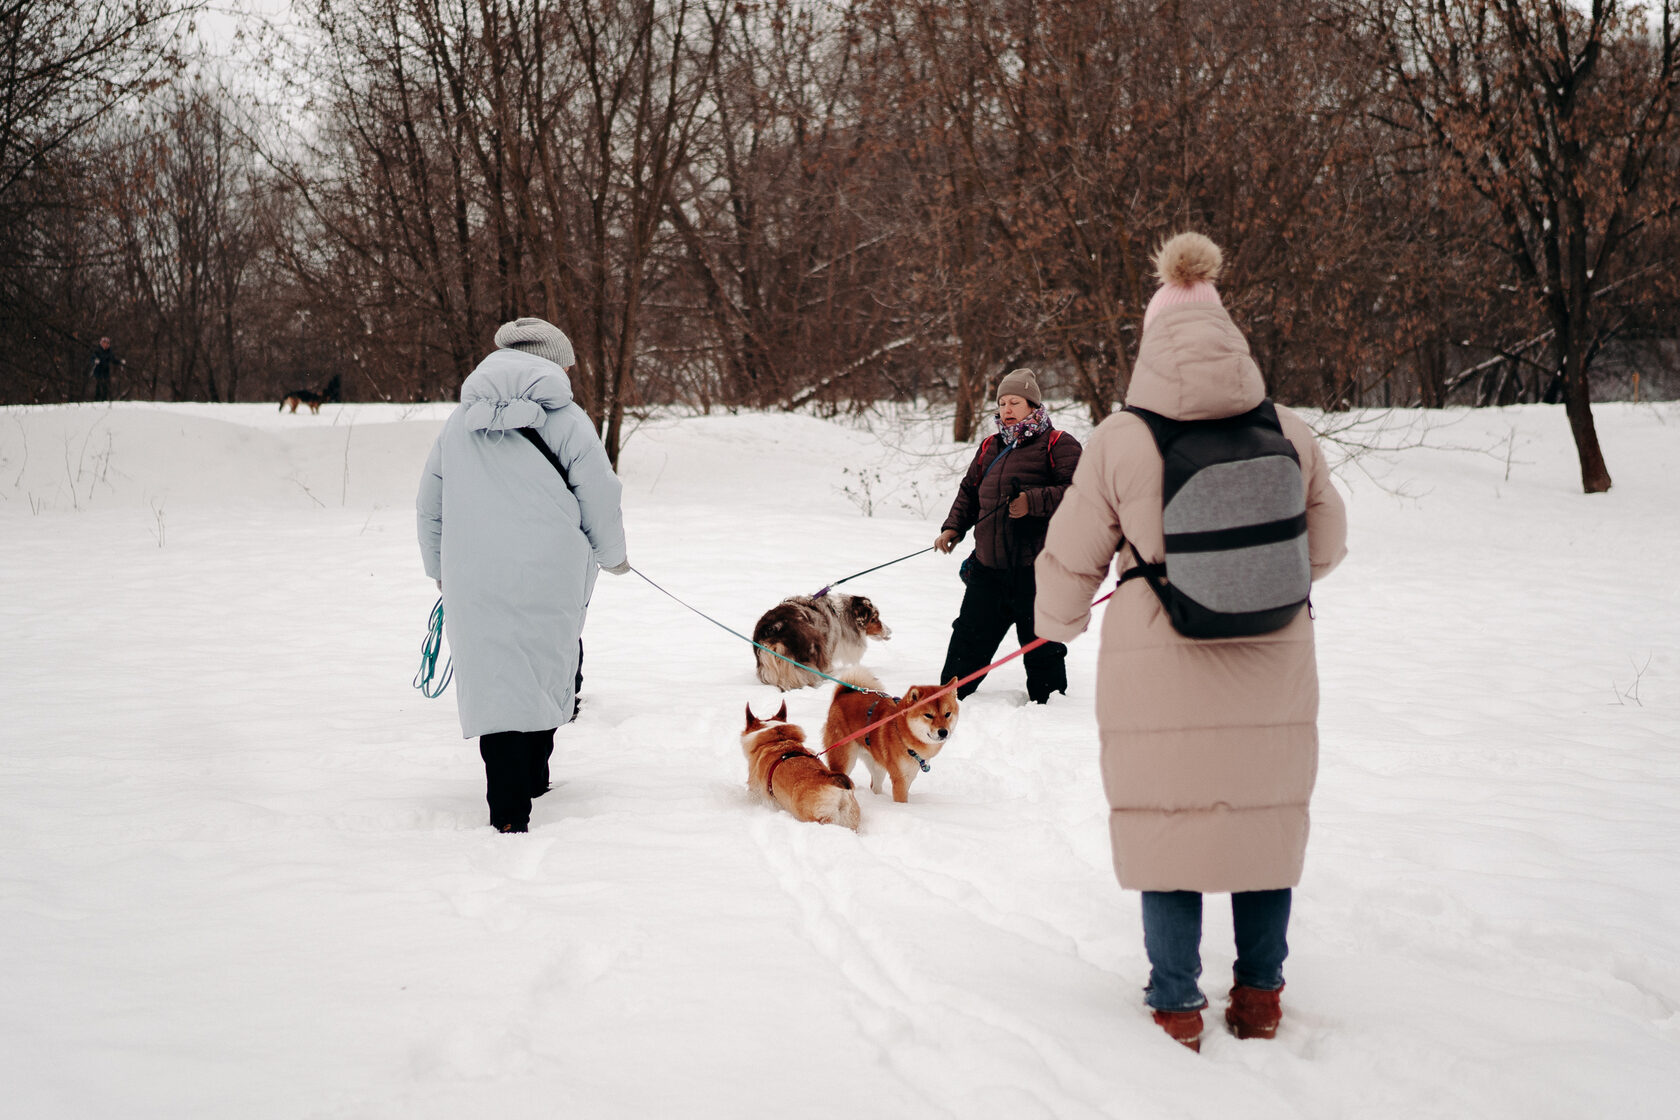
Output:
[417, 318, 629, 832]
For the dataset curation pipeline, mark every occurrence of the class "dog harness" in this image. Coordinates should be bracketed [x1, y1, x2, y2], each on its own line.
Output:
[766, 747, 818, 798]
[862, 700, 880, 747]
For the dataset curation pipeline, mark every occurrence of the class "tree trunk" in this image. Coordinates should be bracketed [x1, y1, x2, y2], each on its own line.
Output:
[953, 351, 977, 443]
[1560, 346, 1612, 493]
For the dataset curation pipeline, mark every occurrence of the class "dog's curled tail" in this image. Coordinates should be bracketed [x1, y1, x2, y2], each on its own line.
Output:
[818, 784, 862, 831]
[832, 667, 884, 697]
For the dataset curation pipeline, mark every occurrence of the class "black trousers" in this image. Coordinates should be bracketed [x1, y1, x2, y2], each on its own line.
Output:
[573, 639, 583, 720]
[940, 562, 1067, 703]
[479, 728, 556, 830]
[477, 640, 583, 830]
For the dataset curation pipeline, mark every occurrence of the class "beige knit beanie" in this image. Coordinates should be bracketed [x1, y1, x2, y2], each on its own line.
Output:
[996, 368, 1042, 406]
[494, 317, 575, 369]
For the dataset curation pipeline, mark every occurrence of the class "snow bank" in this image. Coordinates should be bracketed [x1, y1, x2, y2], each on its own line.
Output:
[2, 399, 1676, 1119]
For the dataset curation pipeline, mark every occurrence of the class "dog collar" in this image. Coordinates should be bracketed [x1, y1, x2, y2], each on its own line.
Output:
[907, 747, 931, 773]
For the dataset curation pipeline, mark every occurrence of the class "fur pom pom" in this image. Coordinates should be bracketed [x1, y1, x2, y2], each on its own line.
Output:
[1152, 232, 1223, 288]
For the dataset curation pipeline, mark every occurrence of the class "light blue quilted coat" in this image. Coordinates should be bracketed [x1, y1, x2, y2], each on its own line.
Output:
[417, 349, 627, 738]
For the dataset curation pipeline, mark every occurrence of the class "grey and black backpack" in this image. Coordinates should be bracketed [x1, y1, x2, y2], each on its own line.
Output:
[1119, 401, 1310, 638]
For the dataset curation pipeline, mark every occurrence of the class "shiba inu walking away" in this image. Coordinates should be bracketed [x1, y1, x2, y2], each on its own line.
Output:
[741, 703, 861, 829]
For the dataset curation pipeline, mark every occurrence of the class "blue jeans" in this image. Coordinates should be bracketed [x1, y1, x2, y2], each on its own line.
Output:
[1141, 889, 1291, 1012]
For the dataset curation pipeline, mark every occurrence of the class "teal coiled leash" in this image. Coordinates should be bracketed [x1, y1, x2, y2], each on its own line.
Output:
[413, 596, 453, 697]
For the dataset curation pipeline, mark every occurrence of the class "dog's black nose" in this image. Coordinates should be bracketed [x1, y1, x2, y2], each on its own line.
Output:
[937, 728, 948, 739]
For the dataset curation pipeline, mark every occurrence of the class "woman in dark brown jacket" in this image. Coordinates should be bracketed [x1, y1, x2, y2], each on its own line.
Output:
[934, 369, 1082, 703]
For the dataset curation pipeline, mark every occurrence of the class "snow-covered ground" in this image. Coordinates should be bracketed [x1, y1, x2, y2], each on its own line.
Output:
[2, 398, 1676, 1119]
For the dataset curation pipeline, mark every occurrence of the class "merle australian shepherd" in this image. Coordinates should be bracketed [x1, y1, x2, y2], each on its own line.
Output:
[752, 593, 891, 690]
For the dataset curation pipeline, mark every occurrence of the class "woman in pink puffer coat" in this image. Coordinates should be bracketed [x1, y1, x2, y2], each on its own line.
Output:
[1035, 233, 1347, 1051]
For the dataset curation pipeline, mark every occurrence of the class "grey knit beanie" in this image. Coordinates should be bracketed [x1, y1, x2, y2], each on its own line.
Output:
[996, 368, 1042, 406]
[493, 317, 575, 369]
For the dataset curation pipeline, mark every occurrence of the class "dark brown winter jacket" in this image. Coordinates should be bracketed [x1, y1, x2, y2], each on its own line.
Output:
[942, 425, 1082, 570]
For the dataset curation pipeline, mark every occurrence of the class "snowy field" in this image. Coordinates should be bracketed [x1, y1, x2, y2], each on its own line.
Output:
[2, 397, 1677, 1119]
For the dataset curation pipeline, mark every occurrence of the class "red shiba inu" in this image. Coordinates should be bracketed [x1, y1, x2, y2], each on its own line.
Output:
[823, 669, 960, 803]
[741, 702, 861, 830]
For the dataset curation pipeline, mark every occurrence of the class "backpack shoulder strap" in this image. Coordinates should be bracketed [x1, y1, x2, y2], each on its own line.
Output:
[1121, 404, 1176, 455]
[517, 426, 571, 488]
[1255, 399, 1282, 427]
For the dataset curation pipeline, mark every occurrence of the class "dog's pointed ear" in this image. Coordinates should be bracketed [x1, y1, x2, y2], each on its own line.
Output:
[774, 700, 788, 723]
[744, 703, 762, 731]
[944, 676, 959, 688]
[903, 686, 920, 704]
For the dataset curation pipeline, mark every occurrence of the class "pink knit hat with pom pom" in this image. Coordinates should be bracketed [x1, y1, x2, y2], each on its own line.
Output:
[1143, 232, 1224, 329]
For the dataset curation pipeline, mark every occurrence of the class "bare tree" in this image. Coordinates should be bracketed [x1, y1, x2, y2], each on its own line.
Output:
[553, 0, 723, 462]
[275, 0, 722, 462]
[101, 88, 263, 401]
[1362, 0, 1680, 492]
[0, 0, 199, 401]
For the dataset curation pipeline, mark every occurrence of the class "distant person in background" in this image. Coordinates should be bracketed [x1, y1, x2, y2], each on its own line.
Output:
[89, 337, 123, 401]
[933, 368, 1082, 704]
[417, 317, 630, 834]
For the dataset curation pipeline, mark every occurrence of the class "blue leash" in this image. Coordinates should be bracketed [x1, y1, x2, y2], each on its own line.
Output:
[413, 596, 454, 697]
[629, 567, 893, 696]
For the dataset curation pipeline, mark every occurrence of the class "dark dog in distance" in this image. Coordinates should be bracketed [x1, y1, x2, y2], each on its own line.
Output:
[279, 374, 341, 414]
[752, 593, 891, 690]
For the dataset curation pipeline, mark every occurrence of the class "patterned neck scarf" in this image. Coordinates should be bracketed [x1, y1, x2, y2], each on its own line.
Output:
[996, 405, 1049, 447]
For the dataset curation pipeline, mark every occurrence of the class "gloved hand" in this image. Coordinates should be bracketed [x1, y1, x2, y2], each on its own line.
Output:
[1008, 494, 1030, 519]
[934, 529, 960, 554]
[603, 558, 631, 575]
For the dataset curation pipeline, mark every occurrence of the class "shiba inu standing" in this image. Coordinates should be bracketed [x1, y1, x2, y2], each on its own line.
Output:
[741, 703, 861, 830]
[823, 669, 959, 803]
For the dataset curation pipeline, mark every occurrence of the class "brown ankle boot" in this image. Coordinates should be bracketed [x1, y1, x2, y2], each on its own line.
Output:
[1152, 1008, 1204, 1052]
[1225, 983, 1284, 1040]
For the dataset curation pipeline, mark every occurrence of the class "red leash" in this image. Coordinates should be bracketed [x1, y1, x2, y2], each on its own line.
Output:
[820, 586, 1117, 757]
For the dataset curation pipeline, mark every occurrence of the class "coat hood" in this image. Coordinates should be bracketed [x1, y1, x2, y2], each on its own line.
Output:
[458, 348, 575, 432]
[1125, 302, 1265, 421]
